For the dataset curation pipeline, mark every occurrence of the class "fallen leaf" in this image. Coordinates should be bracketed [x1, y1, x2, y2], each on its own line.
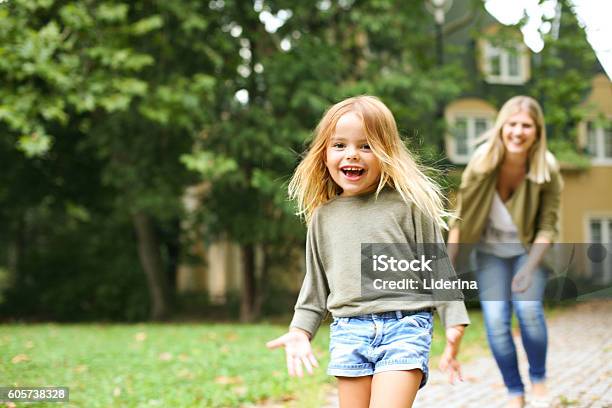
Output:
[225, 332, 239, 341]
[178, 353, 189, 362]
[220, 345, 230, 354]
[214, 376, 242, 385]
[134, 332, 147, 342]
[177, 369, 194, 379]
[25, 341, 34, 349]
[158, 352, 173, 361]
[232, 386, 248, 396]
[113, 387, 121, 397]
[11, 354, 29, 364]
[74, 365, 88, 373]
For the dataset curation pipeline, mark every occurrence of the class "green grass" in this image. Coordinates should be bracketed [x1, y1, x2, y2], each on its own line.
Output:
[1, 313, 489, 407]
[1, 323, 332, 407]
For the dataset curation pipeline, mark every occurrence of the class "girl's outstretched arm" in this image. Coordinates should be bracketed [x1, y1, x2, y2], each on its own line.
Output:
[439, 324, 466, 384]
[266, 328, 319, 377]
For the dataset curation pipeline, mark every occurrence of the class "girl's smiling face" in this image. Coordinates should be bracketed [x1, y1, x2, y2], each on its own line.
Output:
[325, 112, 381, 197]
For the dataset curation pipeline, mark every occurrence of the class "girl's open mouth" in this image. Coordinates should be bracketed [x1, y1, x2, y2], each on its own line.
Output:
[341, 167, 365, 177]
[340, 167, 366, 181]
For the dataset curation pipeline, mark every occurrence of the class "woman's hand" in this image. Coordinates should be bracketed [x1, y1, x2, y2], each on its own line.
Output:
[266, 328, 319, 377]
[439, 325, 465, 384]
[513, 238, 551, 292]
[511, 266, 534, 292]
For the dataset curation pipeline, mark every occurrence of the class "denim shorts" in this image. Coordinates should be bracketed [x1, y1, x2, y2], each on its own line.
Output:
[327, 310, 433, 388]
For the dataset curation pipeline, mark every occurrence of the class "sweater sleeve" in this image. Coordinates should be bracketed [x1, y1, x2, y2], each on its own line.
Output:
[412, 205, 471, 328]
[289, 212, 329, 339]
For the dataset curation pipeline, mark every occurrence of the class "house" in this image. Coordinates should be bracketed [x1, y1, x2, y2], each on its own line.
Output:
[442, 3, 612, 284]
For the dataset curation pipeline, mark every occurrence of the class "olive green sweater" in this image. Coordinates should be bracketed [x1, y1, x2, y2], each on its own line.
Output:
[450, 151, 563, 245]
[289, 188, 470, 338]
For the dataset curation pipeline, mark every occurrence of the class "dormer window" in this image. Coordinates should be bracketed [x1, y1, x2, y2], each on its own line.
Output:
[482, 42, 529, 85]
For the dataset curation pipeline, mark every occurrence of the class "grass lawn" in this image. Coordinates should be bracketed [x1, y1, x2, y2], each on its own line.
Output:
[1, 311, 489, 407]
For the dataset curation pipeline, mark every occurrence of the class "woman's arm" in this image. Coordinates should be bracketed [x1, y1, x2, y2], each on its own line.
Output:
[447, 227, 460, 268]
[512, 236, 551, 293]
[534, 165, 563, 242]
[512, 161, 563, 292]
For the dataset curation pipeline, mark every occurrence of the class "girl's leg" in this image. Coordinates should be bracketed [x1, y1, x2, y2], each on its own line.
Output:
[336, 376, 372, 408]
[512, 255, 549, 399]
[369, 370, 422, 408]
[476, 252, 525, 399]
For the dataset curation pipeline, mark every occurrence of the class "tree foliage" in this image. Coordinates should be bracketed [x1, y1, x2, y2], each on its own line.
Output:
[0, 0, 600, 321]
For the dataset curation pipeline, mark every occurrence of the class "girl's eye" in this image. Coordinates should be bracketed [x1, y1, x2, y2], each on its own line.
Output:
[332, 143, 345, 148]
[361, 144, 371, 150]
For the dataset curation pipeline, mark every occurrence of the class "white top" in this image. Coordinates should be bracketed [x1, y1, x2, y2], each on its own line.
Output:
[479, 192, 526, 258]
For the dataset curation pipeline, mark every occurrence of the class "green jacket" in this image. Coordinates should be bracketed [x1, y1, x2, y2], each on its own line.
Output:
[450, 152, 563, 246]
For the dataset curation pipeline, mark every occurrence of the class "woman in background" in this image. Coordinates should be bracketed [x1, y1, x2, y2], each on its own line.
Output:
[448, 96, 562, 408]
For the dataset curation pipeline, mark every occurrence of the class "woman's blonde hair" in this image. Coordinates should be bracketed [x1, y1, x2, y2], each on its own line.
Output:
[470, 95, 555, 183]
[288, 95, 449, 228]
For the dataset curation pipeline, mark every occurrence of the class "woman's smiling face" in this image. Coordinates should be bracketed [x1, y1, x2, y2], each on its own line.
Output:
[501, 110, 538, 157]
[325, 112, 381, 197]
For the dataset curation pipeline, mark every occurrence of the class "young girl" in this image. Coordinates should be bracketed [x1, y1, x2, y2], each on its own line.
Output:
[267, 95, 470, 408]
[447, 96, 562, 408]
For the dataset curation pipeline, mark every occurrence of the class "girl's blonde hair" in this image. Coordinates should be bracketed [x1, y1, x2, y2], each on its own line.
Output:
[470, 95, 555, 183]
[288, 95, 449, 228]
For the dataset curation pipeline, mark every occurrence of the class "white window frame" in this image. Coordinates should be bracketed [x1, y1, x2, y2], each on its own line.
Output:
[585, 119, 612, 165]
[482, 41, 529, 85]
[584, 215, 612, 285]
[447, 114, 494, 164]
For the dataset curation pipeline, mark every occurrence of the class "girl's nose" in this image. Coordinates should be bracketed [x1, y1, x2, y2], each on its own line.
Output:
[345, 147, 359, 159]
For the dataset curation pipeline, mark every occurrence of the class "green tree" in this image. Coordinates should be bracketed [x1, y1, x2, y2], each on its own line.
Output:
[0, 0, 221, 319]
[182, 0, 467, 321]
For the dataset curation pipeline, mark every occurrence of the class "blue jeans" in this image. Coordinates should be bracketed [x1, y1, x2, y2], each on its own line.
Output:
[475, 251, 548, 397]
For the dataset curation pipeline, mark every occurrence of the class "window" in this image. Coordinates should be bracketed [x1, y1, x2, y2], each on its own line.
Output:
[589, 218, 612, 243]
[450, 116, 492, 163]
[482, 42, 529, 85]
[586, 120, 612, 164]
[588, 217, 612, 285]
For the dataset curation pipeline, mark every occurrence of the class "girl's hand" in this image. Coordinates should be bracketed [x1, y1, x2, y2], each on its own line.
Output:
[439, 349, 463, 384]
[439, 325, 465, 384]
[266, 328, 319, 377]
